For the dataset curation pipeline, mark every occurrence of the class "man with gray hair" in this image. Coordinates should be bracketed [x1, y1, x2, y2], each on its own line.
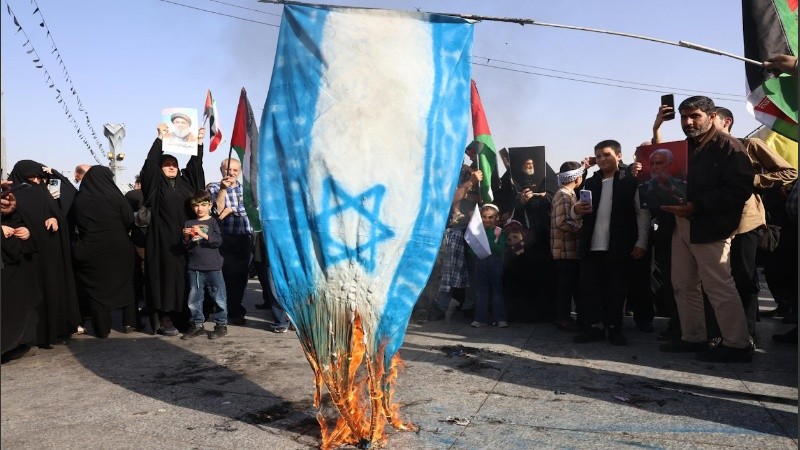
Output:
[659, 96, 755, 363]
[74, 164, 91, 184]
[207, 158, 252, 326]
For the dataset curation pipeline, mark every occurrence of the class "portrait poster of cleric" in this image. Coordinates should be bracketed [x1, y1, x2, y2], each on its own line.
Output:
[634, 140, 688, 209]
[508, 146, 546, 193]
[160, 107, 199, 156]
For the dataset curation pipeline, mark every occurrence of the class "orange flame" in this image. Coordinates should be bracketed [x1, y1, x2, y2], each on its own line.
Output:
[302, 313, 417, 449]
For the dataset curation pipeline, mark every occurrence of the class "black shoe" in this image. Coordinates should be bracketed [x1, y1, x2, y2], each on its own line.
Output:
[659, 339, 707, 353]
[695, 343, 753, 363]
[607, 327, 628, 346]
[573, 327, 605, 343]
[636, 322, 655, 333]
[427, 306, 446, 321]
[181, 325, 206, 340]
[229, 316, 246, 326]
[772, 327, 798, 344]
[658, 328, 679, 341]
[254, 302, 269, 310]
[209, 324, 228, 339]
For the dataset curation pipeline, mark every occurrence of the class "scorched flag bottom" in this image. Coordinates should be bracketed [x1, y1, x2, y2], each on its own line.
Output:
[258, 4, 473, 449]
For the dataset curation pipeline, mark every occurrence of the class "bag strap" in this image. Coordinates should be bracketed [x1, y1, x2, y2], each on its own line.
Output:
[142, 186, 157, 208]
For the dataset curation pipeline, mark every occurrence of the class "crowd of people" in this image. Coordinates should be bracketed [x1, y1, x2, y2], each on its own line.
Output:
[429, 94, 798, 364]
[0, 124, 289, 362]
[2, 58, 797, 366]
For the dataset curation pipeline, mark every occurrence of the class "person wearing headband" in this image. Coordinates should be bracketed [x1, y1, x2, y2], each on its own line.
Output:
[551, 161, 585, 333]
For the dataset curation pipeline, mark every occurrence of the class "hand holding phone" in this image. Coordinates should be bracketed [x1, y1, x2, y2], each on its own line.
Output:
[660, 94, 675, 121]
[579, 189, 592, 204]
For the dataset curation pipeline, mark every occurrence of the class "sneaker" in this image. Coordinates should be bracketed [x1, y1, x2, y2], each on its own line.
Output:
[208, 324, 228, 339]
[574, 326, 605, 343]
[659, 339, 707, 353]
[75, 326, 86, 335]
[695, 343, 753, 363]
[470, 321, 486, 328]
[181, 325, 205, 340]
[269, 324, 289, 333]
[157, 326, 179, 337]
[496, 321, 509, 328]
[254, 302, 270, 310]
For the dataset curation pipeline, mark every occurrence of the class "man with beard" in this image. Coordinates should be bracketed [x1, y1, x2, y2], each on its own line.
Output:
[164, 112, 197, 144]
[659, 96, 754, 363]
[638, 149, 687, 209]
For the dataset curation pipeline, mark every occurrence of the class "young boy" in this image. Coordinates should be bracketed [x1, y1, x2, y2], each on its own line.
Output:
[181, 191, 228, 340]
[550, 161, 585, 332]
[470, 204, 508, 328]
[573, 140, 649, 346]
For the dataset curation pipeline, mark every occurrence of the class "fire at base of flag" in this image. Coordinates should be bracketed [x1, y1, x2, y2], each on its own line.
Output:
[258, 4, 473, 449]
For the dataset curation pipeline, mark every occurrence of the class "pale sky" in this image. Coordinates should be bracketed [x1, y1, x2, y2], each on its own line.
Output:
[1, 0, 761, 189]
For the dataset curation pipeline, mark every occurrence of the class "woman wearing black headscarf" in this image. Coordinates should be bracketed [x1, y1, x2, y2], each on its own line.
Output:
[1, 183, 41, 360]
[71, 166, 137, 338]
[140, 124, 205, 335]
[7, 160, 81, 348]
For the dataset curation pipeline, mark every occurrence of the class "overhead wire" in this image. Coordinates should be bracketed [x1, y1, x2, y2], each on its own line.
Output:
[159, 0, 280, 27]
[165, 0, 746, 102]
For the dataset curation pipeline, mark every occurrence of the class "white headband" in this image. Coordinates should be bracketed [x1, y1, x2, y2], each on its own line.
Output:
[557, 167, 583, 186]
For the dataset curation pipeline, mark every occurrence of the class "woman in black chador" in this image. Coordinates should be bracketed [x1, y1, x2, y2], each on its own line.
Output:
[1, 185, 41, 360]
[71, 165, 137, 337]
[7, 160, 81, 348]
[140, 124, 205, 335]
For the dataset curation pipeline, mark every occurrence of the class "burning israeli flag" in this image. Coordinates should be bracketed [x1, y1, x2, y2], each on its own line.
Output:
[258, 4, 473, 448]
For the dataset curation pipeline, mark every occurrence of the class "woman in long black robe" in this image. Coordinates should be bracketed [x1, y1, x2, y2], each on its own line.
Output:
[1, 190, 41, 358]
[71, 166, 137, 338]
[7, 160, 81, 347]
[140, 125, 205, 334]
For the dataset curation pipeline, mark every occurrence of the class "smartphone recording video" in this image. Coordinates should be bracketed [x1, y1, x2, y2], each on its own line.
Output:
[661, 94, 675, 121]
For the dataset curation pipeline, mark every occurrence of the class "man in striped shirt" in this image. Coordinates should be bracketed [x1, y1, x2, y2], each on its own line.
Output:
[208, 158, 253, 325]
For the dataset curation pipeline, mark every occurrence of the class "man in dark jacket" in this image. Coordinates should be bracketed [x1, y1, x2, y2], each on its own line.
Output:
[573, 140, 650, 346]
[659, 96, 754, 363]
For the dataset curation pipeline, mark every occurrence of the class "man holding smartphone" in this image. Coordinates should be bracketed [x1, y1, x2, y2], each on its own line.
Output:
[659, 96, 755, 363]
[571, 140, 650, 346]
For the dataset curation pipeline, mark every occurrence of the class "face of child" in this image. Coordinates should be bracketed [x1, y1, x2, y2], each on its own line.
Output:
[481, 210, 498, 228]
[507, 231, 523, 246]
[192, 201, 211, 219]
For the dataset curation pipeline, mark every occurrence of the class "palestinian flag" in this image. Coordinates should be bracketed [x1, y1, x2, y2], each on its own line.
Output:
[203, 90, 223, 152]
[742, 0, 798, 141]
[470, 79, 505, 203]
[230, 87, 261, 232]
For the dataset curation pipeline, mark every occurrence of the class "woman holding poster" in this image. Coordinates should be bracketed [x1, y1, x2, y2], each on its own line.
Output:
[139, 123, 205, 336]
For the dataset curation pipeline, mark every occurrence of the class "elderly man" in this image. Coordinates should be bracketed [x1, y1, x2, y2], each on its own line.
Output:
[659, 96, 755, 363]
[207, 158, 253, 325]
[74, 164, 91, 184]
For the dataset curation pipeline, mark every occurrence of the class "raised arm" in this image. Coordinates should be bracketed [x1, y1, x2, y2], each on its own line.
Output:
[140, 124, 168, 203]
[183, 127, 206, 191]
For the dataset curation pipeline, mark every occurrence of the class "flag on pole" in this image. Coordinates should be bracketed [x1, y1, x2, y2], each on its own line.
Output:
[203, 90, 223, 152]
[258, 4, 473, 447]
[464, 204, 491, 259]
[742, 0, 798, 141]
[470, 79, 505, 203]
[230, 87, 260, 232]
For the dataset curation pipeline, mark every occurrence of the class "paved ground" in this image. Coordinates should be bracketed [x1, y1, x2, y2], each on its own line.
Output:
[1, 279, 797, 449]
